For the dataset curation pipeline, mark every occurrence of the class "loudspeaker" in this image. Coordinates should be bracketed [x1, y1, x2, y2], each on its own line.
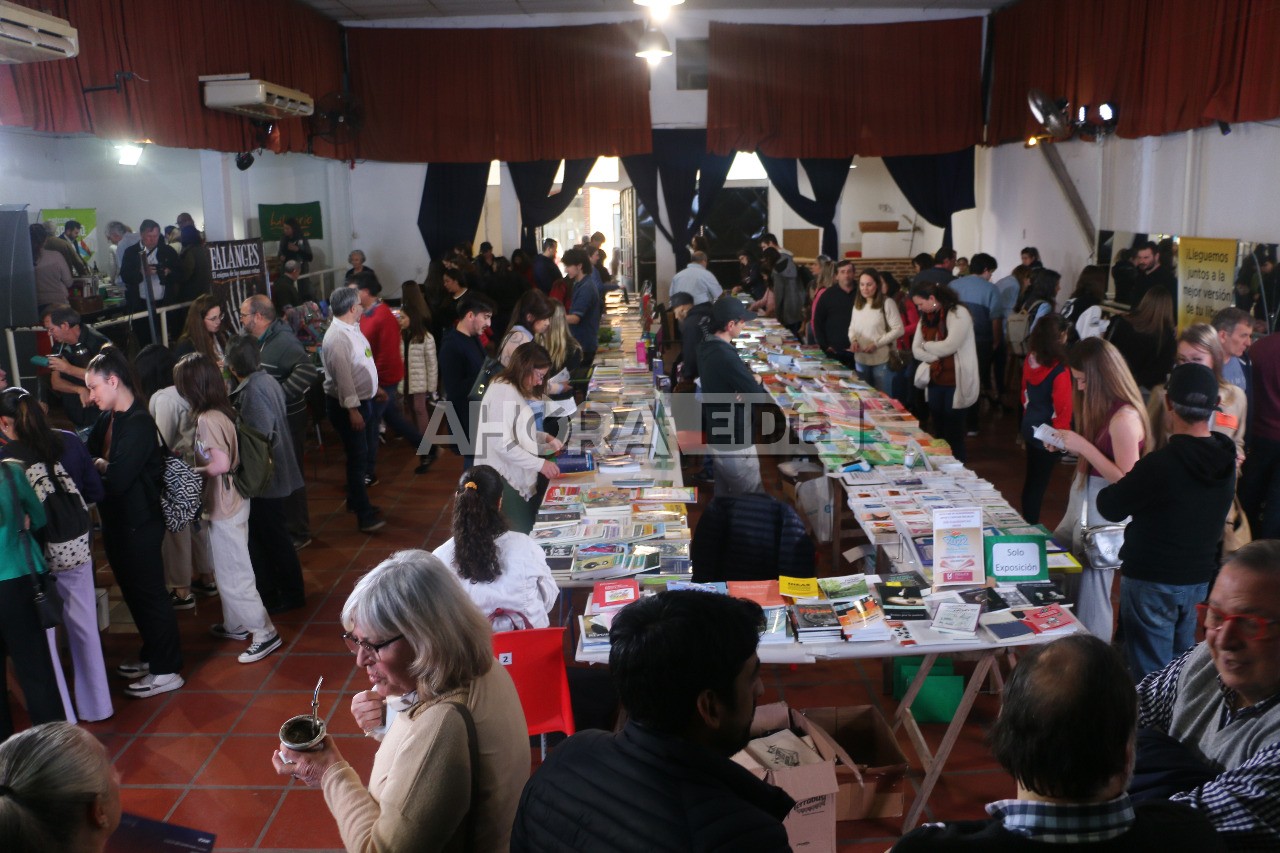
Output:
[0, 208, 39, 329]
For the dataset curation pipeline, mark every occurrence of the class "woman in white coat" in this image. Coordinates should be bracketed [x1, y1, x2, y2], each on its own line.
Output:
[476, 342, 562, 533]
[911, 280, 979, 462]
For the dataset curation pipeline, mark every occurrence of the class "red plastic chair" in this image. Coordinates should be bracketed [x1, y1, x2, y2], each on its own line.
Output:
[492, 627, 576, 757]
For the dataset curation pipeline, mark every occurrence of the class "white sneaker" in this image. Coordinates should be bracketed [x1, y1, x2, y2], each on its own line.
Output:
[116, 660, 150, 678]
[239, 634, 282, 664]
[124, 672, 184, 698]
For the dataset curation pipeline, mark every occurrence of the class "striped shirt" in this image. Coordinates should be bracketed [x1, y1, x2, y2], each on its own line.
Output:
[1137, 647, 1280, 849]
[986, 795, 1135, 842]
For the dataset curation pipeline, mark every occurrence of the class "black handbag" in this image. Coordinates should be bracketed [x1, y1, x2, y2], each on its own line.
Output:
[2, 462, 62, 630]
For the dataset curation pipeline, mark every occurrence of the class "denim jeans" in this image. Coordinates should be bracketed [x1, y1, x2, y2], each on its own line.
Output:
[1120, 576, 1208, 682]
[325, 395, 377, 525]
[366, 384, 425, 478]
[855, 361, 894, 395]
[926, 384, 970, 462]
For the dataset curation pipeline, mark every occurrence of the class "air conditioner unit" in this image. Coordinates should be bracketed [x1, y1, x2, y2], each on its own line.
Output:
[203, 77, 314, 121]
[0, 1, 79, 64]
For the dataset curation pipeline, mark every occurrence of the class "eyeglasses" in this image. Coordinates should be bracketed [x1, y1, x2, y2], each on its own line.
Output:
[341, 631, 403, 658]
[1196, 602, 1280, 641]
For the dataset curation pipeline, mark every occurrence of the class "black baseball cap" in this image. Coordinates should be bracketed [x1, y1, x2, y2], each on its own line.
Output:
[711, 296, 757, 326]
[1166, 362, 1220, 410]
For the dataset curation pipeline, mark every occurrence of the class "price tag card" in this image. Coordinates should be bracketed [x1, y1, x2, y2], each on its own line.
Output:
[985, 535, 1048, 582]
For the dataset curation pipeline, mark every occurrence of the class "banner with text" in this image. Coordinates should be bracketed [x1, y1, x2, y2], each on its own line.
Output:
[1178, 236, 1238, 329]
[204, 239, 267, 331]
[258, 202, 323, 241]
[38, 208, 98, 270]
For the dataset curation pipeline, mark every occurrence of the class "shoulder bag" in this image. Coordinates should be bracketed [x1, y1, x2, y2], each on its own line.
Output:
[1079, 487, 1126, 570]
[443, 699, 481, 850]
[2, 462, 62, 629]
[880, 302, 907, 372]
[154, 427, 204, 532]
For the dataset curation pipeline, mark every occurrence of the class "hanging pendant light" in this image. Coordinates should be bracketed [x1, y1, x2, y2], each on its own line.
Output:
[636, 24, 672, 66]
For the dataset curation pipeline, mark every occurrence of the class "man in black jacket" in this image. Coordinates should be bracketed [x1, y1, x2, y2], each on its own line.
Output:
[511, 591, 794, 852]
[120, 218, 180, 343]
[1097, 363, 1237, 681]
[698, 298, 768, 496]
[813, 259, 858, 364]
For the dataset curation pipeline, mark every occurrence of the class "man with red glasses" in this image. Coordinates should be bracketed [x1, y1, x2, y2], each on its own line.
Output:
[1130, 539, 1280, 847]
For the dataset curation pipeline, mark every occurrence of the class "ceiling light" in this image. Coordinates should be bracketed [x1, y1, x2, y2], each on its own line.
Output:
[1098, 103, 1114, 122]
[1025, 136, 1040, 148]
[634, 0, 685, 20]
[235, 151, 255, 171]
[1077, 105, 1088, 124]
[115, 142, 144, 166]
[636, 26, 672, 66]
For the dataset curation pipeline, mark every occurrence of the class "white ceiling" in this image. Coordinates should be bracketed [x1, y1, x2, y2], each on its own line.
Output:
[299, 0, 1003, 21]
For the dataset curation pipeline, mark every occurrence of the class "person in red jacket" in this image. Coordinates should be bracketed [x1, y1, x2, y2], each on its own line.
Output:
[1020, 314, 1074, 524]
[354, 274, 433, 484]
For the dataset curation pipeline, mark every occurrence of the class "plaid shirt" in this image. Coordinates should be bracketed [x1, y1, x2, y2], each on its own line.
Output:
[986, 795, 1135, 842]
[1137, 646, 1280, 850]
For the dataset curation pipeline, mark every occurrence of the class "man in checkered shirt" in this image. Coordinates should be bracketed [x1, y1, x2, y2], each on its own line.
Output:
[1131, 539, 1280, 850]
[894, 635, 1221, 850]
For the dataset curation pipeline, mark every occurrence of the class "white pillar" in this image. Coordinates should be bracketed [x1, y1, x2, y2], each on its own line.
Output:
[199, 150, 234, 242]
[499, 163, 520, 257]
[655, 178, 676, 301]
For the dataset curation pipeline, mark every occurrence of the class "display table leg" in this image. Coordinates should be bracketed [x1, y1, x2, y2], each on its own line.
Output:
[895, 652, 996, 832]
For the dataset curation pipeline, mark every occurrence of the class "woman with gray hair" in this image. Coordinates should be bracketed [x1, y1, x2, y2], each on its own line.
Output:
[271, 549, 528, 852]
[226, 335, 306, 613]
[0, 722, 121, 852]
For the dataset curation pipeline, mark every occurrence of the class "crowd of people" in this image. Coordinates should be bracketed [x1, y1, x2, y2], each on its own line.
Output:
[7, 221, 1280, 851]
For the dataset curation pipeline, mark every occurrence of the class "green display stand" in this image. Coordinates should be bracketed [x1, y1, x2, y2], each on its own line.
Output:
[896, 666, 964, 723]
[891, 656, 954, 698]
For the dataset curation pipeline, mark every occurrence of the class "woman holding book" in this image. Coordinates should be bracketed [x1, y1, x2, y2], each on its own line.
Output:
[1019, 314, 1073, 525]
[433, 465, 558, 629]
[476, 342, 562, 533]
[1050, 336, 1152, 640]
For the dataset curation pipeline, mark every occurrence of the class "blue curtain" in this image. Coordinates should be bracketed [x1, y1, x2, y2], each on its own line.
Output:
[622, 129, 733, 268]
[756, 154, 852, 258]
[417, 162, 490, 261]
[882, 147, 976, 250]
[507, 158, 597, 254]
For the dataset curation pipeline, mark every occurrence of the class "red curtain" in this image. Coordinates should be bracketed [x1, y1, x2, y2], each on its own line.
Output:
[705, 19, 984, 158]
[4, 0, 344, 156]
[988, 0, 1280, 145]
[346, 23, 653, 163]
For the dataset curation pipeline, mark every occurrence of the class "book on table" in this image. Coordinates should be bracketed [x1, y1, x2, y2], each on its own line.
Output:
[1018, 603, 1078, 634]
[790, 601, 844, 643]
[816, 573, 870, 599]
[579, 612, 616, 648]
[727, 579, 786, 607]
[1017, 581, 1068, 606]
[554, 450, 596, 474]
[759, 605, 793, 644]
[930, 601, 982, 636]
[979, 612, 1037, 644]
[591, 579, 640, 611]
[875, 583, 930, 621]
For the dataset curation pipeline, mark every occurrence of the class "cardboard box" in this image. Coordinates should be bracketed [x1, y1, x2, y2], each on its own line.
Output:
[801, 705, 910, 820]
[732, 701, 857, 853]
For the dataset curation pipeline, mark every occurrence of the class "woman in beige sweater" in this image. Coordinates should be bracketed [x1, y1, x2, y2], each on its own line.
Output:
[846, 268, 903, 393]
[272, 550, 529, 852]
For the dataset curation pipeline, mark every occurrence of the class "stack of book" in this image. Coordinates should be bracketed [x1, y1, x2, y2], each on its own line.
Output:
[790, 601, 844, 643]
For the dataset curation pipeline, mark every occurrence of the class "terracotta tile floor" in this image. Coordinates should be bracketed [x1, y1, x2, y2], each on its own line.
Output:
[7, 400, 1071, 851]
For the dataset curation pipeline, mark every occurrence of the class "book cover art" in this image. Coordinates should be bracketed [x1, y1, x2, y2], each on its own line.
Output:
[1017, 581, 1067, 606]
[792, 601, 841, 629]
[591, 579, 640, 610]
[727, 579, 786, 607]
[816, 574, 870, 599]
[875, 583, 930, 620]
[107, 813, 215, 852]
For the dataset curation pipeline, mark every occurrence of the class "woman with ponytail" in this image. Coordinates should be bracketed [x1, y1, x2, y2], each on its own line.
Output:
[0, 387, 112, 722]
[85, 345, 184, 698]
[432, 465, 558, 629]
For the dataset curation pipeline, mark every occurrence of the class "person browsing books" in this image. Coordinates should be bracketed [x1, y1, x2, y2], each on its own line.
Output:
[432, 466, 558, 629]
[511, 590, 794, 852]
[1096, 363, 1236, 681]
[697, 298, 767, 497]
[475, 342, 563, 533]
[894, 635, 1223, 852]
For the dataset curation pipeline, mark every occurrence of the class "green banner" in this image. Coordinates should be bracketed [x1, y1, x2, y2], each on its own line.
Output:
[38, 207, 98, 266]
[258, 201, 323, 241]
